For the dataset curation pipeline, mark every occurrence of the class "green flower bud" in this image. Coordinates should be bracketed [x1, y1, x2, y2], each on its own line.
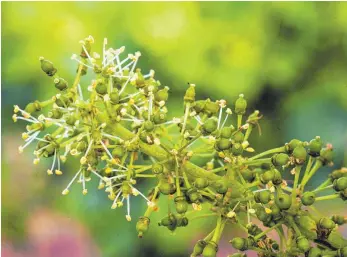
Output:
[285, 139, 302, 154]
[307, 247, 322, 257]
[333, 177, 347, 191]
[76, 141, 87, 152]
[143, 120, 154, 132]
[136, 216, 150, 238]
[271, 153, 289, 166]
[112, 145, 125, 158]
[255, 190, 271, 204]
[174, 196, 188, 214]
[201, 118, 218, 135]
[191, 240, 207, 257]
[275, 193, 292, 210]
[109, 91, 119, 105]
[153, 112, 167, 124]
[184, 84, 195, 103]
[215, 180, 228, 194]
[308, 136, 323, 157]
[260, 170, 275, 184]
[294, 215, 317, 240]
[215, 138, 231, 151]
[158, 213, 177, 231]
[234, 94, 247, 115]
[255, 207, 272, 223]
[159, 181, 176, 195]
[194, 177, 209, 189]
[296, 236, 310, 253]
[193, 100, 207, 114]
[202, 241, 218, 257]
[40, 57, 57, 76]
[220, 126, 234, 139]
[272, 169, 282, 185]
[319, 146, 334, 165]
[54, 77, 68, 91]
[331, 215, 346, 226]
[55, 95, 71, 107]
[247, 224, 263, 237]
[230, 237, 249, 251]
[152, 163, 164, 174]
[155, 86, 169, 102]
[204, 100, 220, 116]
[24, 101, 41, 114]
[186, 188, 201, 203]
[232, 131, 244, 143]
[48, 109, 63, 119]
[319, 217, 336, 230]
[241, 169, 256, 182]
[176, 215, 189, 227]
[293, 145, 307, 165]
[231, 143, 243, 156]
[301, 192, 316, 206]
[330, 169, 347, 180]
[66, 114, 78, 126]
[95, 81, 108, 95]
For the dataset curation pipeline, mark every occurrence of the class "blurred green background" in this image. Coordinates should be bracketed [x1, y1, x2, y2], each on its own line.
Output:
[2, 2, 347, 257]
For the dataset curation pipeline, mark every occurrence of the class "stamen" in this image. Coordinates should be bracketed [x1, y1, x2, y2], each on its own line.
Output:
[62, 169, 82, 195]
[47, 149, 57, 175]
[77, 84, 84, 100]
[111, 190, 122, 209]
[81, 45, 94, 65]
[18, 131, 40, 153]
[100, 140, 113, 159]
[126, 195, 131, 221]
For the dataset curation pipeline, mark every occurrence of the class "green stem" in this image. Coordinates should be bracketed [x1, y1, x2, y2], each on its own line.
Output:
[248, 146, 286, 161]
[178, 133, 201, 152]
[315, 194, 340, 201]
[300, 160, 323, 191]
[244, 158, 271, 166]
[211, 215, 225, 243]
[292, 165, 302, 204]
[189, 213, 218, 222]
[312, 185, 333, 194]
[237, 114, 242, 128]
[244, 125, 253, 142]
[254, 222, 284, 241]
[72, 64, 83, 89]
[314, 178, 332, 192]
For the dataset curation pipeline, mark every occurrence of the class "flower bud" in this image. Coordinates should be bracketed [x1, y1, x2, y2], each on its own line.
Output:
[292, 145, 307, 165]
[319, 217, 336, 230]
[333, 177, 347, 191]
[143, 120, 154, 132]
[308, 136, 322, 157]
[193, 100, 206, 114]
[234, 94, 247, 115]
[174, 196, 189, 214]
[184, 84, 195, 103]
[275, 193, 292, 210]
[202, 241, 218, 257]
[331, 215, 346, 225]
[159, 181, 176, 195]
[153, 112, 167, 124]
[109, 91, 119, 105]
[319, 147, 334, 165]
[337, 246, 347, 257]
[231, 143, 243, 156]
[260, 170, 274, 184]
[231, 131, 244, 143]
[95, 81, 108, 95]
[220, 126, 234, 139]
[271, 153, 289, 166]
[155, 86, 169, 102]
[194, 177, 209, 189]
[301, 192, 316, 206]
[255, 207, 272, 223]
[40, 57, 57, 76]
[254, 190, 271, 204]
[296, 236, 310, 253]
[241, 169, 256, 182]
[112, 145, 125, 158]
[307, 247, 322, 257]
[136, 216, 150, 238]
[158, 213, 177, 231]
[54, 77, 68, 91]
[48, 109, 63, 119]
[285, 139, 302, 154]
[152, 163, 164, 175]
[215, 138, 231, 151]
[272, 169, 282, 185]
[186, 188, 201, 203]
[201, 118, 218, 135]
[66, 114, 78, 126]
[230, 237, 249, 251]
[204, 100, 220, 116]
[176, 215, 189, 227]
[214, 180, 228, 194]
[191, 240, 207, 256]
[24, 101, 41, 114]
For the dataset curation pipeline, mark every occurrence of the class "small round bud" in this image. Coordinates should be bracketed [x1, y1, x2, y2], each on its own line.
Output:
[292, 145, 307, 165]
[112, 145, 125, 158]
[260, 170, 274, 184]
[254, 190, 271, 204]
[220, 126, 234, 138]
[333, 177, 347, 191]
[24, 102, 41, 114]
[40, 58, 57, 76]
[54, 77, 68, 91]
[230, 237, 248, 251]
[174, 196, 189, 214]
[109, 91, 119, 105]
[201, 118, 218, 135]
[186, 188, 201, 203]
[136, 216, 150, 238]
[331, 215, 346, 225]
[319, 217, 336, 230]
[275, 193, 292, 210]
[159, 181, 176, 195]
[285, 139, 302, 154]
[153, 112, 167, 124]
[234, 94, 247, 115]
[232, 131, 244, 143]
[95, 81, 108, 95]
[143, 120, 154, 132]
[307, 247, 322, 257]
[184, 84, 195, 103]
[215, 180, 228, 194]
[301, 192, 316, 206]
[231, 143, 243, 156]
[215, 138, 231, 151]
[308, 136, 323, 157]
[202, 241, 218, 257]
[296, 236, 310, 253]
[319, 146, 334, 165]
[155, 87, 169, 102]
[271, 153, 289, 166]
[194, 177, 209, 189]
[191, 240, 207, 257]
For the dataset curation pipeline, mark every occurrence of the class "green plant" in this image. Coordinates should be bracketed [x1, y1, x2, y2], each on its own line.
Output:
[13, 36, 347, 257]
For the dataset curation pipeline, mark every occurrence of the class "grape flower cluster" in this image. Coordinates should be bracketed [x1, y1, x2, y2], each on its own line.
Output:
[13, 36, 347, 257]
